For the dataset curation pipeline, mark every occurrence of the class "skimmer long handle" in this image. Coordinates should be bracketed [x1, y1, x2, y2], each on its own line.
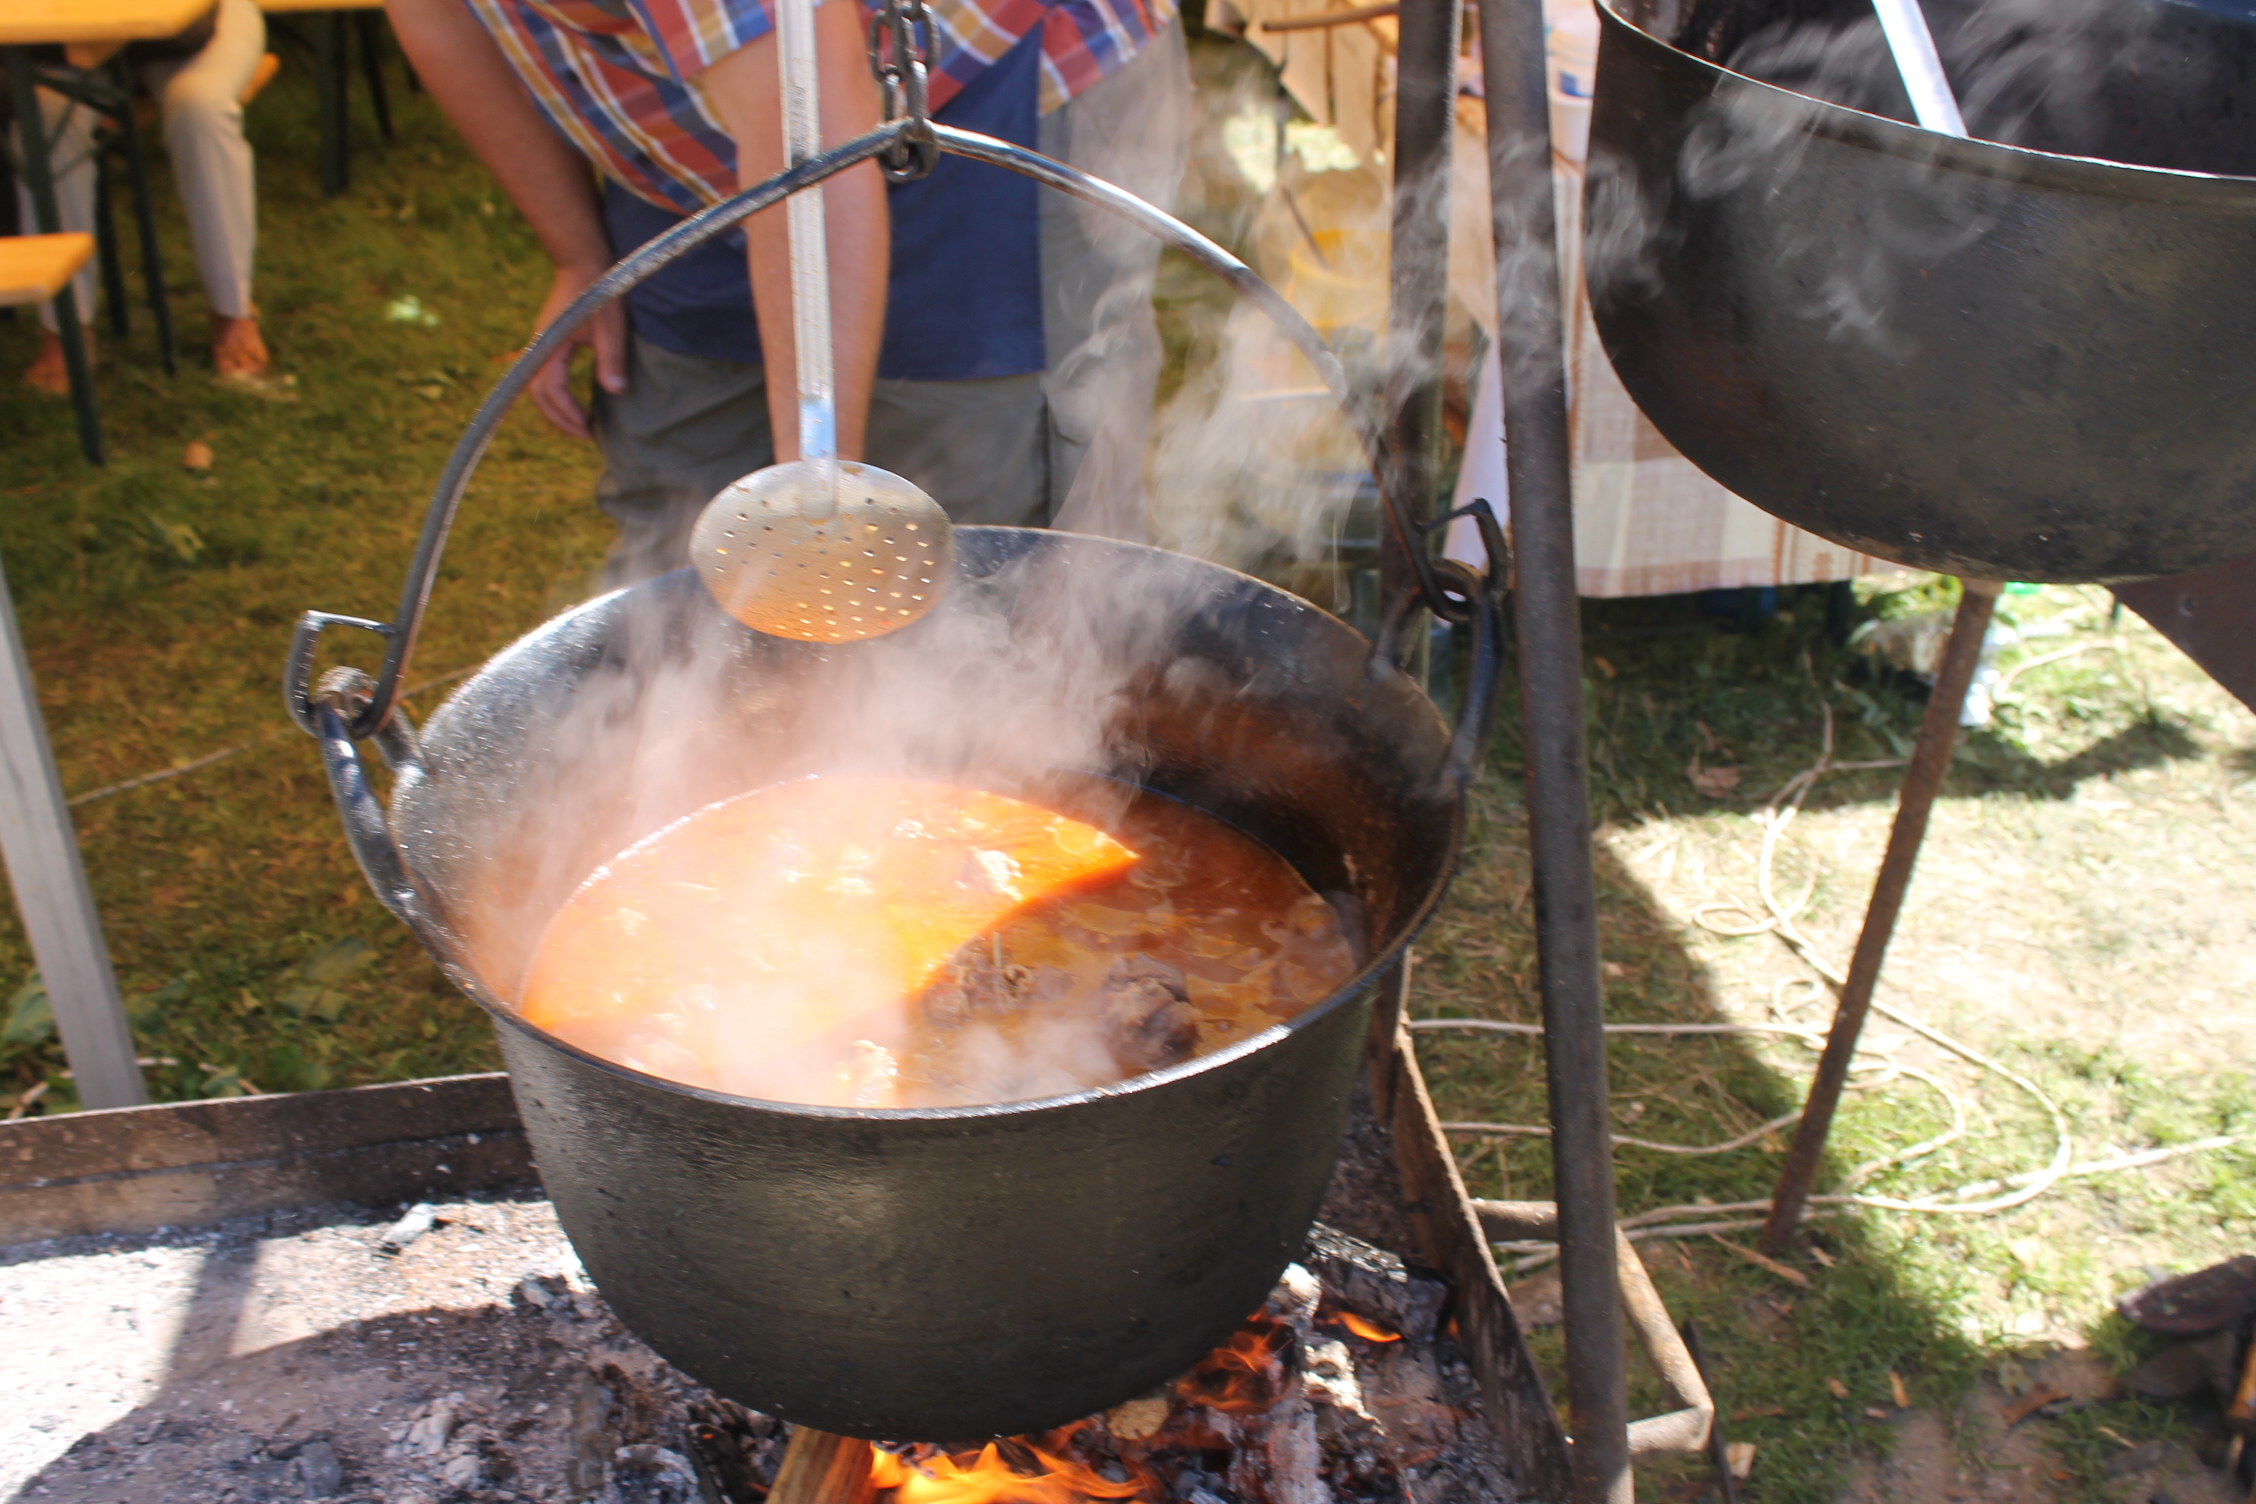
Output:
[1871, 0, 1967, 137]
[777, 0, 837, 463]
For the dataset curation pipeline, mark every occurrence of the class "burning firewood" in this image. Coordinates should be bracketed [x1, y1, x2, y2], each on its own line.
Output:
[1302, 1223, 1448, 1346]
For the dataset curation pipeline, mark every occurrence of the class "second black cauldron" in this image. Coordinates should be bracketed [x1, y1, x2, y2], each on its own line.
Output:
[1586, 0, 2256, 583]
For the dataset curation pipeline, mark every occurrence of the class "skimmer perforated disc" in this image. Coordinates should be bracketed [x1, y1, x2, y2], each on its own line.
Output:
[691, 458, 954, 643]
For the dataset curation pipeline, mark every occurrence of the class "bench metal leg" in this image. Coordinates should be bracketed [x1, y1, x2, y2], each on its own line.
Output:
[318, 12, 349, 197]
[93, 155, 129, 337]
[9, 47, 106, 465]
[112, 91, 176, 376]
[356, 11, 394, 144]
[51, 290, 103, 465]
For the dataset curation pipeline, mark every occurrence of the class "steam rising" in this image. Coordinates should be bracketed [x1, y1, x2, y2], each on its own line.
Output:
[1587, 0, 2220, 359]
[435, 540, 1245, 1106]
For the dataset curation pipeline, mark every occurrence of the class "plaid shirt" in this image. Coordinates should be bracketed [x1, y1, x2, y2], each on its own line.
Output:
[463, 0, 1178, 215]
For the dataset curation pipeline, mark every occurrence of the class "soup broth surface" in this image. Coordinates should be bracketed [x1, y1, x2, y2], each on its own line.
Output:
[519, 776, 1356, 1106]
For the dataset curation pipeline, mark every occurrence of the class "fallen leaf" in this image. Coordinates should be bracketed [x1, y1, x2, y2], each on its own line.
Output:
[1827, 1378, 1850, 1400]
[1864, 1407, 1888, 1419]
[1711, 1235, 1812, 1288]
[182, 439, 213, 471]
[2001, 1388, 2070, 1427]
[1889, 1371, 1910, 1408]
[1593, 655, 1616, 678]
[1730, 1406, 1784, 1422]
[1725, 1442, 1755, 1480]
[1687, 760, 1742, 798]
[1807, 1244, 1837, 1269]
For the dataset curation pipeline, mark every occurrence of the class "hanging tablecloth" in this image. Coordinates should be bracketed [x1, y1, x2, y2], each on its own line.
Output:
[1218, 0, 1886, 596]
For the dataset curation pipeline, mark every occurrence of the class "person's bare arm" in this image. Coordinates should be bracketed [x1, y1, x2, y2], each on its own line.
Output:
[385, 0, 626, 437]
[701, 4, 887, 461]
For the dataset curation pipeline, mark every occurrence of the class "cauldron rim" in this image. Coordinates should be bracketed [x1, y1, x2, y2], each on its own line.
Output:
[1599, 0, 2256, 200]
[407, 527, 1468, 1125]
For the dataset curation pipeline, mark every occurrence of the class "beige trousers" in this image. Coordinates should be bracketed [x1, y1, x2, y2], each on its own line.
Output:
[12, 0, 264, 332]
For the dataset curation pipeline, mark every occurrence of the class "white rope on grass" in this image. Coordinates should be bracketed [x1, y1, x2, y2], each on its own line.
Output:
[1415, 1017, 1967, 1169]
[1488, 1139, 2246, 1272]
[1420, 694, 2217, 1264]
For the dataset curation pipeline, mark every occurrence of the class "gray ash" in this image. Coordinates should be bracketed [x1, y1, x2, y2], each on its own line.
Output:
[2, 1204, 1519, 1504]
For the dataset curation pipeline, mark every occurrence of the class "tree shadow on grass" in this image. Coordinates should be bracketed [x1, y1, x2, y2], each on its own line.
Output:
[1411, 771, 1992, 1500]
[1568, 588, 2216, 825]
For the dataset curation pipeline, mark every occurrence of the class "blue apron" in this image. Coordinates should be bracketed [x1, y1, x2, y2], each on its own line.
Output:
[602, 29, 1044, 382]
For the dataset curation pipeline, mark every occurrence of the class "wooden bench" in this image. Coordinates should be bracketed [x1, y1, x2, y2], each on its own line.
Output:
[1, 233, 103, 463]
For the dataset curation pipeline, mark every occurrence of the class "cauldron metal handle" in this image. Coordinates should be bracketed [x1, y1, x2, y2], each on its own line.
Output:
[285, 123, 1494, 741]
[289, 126, 1511, 911]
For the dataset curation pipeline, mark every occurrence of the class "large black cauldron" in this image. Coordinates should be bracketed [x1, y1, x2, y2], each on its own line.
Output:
[1586, 0, 2256, 583]
[289, 124, 1502, 1440]
[361, 531, 1475, 1438]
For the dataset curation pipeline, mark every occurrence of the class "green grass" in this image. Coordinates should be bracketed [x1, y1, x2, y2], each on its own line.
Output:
[0, 48, 612, 1106]
[4, 28, 2256, 1504]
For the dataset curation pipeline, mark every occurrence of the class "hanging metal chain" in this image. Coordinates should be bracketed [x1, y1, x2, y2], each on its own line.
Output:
[867, 0, 941, 182]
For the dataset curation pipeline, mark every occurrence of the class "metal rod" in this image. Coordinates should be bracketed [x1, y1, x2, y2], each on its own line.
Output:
[1760, 578, 2001, 1254]
[775, 0, 838, 467]
[1379, 0, 1458, 646]
[1474, 0, 1630, 1494]
[1871, 0, 1967, 137]
[0, 557, 144, 1110]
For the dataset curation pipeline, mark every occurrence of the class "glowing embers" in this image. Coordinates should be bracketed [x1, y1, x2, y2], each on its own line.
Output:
[856, 1235, 1497, 1504]
[518, 777, 1356, 1107]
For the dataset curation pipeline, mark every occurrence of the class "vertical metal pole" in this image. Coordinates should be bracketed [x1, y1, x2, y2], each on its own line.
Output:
[0, 559, 144, 1110]
[8, 49, 105, 466]
[1761, 578, 2000, 1254]
[1477, 0, 1630, 1497]
[1379, 0, 1459, 629]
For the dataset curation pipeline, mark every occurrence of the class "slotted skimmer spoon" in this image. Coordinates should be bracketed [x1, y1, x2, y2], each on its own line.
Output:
[690, 0, 953, 643]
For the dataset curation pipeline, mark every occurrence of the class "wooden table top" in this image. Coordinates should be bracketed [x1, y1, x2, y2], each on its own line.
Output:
[0, 0, 222, 46]
[256, 0, 384, 12]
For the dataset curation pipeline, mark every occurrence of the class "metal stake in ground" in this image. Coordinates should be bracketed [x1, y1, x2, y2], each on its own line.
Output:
[1760, 578, 2003, 1255]
[0, 557, 145, 1109]
[1476, 0, 1631, 1494]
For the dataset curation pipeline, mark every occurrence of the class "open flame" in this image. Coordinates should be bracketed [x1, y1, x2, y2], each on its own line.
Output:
[1331, 1310, 1401, 1344]
[870, 1429, 1155, 1504]
[1172, 1313, 1291, 1414]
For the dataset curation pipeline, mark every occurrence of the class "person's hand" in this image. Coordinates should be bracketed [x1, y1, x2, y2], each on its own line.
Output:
[528, 263, 627, 439]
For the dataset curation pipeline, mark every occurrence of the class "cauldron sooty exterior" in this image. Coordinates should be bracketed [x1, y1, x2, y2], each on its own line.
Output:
[352, 529, 1485, 1440]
